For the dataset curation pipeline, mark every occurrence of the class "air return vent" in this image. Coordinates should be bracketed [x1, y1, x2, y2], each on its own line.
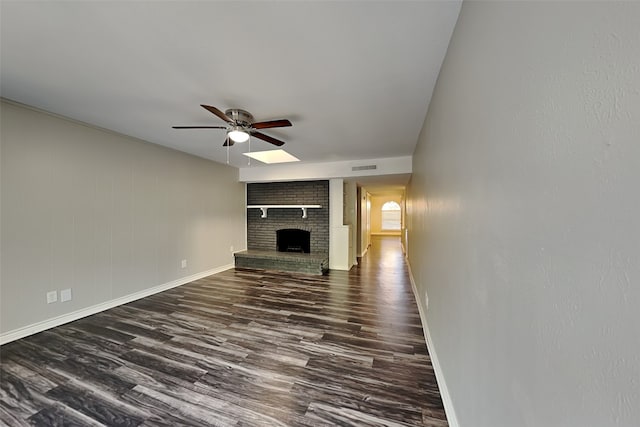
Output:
[352, 164, 377, 171]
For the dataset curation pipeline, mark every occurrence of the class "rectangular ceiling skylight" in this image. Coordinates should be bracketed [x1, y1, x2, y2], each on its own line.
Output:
[242, 149, 300, 164]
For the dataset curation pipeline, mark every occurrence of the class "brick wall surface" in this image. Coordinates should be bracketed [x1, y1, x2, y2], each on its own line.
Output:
[247, 180, 329, 253]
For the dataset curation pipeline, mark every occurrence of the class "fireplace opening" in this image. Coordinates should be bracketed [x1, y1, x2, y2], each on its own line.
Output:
[276, 229, 311, 253]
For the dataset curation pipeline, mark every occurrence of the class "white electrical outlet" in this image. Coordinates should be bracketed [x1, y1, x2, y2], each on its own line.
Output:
[230, 245, 234, 253]
[181, 259, 187, 269]
[46, 291, 58, 304]
[425, 290, 429, 310]
[60, 288, 72, 302]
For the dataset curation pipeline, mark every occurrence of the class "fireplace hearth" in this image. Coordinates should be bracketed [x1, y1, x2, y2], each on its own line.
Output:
[277, 228, 311, 253]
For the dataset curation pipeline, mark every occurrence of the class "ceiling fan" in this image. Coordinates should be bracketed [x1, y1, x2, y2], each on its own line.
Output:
[173, 105, 292, 147]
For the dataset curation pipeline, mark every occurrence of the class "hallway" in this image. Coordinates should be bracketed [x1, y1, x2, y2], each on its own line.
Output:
[1, 236, 447, 426]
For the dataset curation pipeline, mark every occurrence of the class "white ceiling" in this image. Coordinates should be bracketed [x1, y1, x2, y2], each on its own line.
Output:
[1, 1, 460, 178]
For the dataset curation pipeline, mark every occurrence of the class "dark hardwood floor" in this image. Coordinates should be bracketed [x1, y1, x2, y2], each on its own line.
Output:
[0, 236, 447, 426]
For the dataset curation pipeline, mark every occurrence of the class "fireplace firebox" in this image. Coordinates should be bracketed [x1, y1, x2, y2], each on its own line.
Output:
[276, 229, 311, 253]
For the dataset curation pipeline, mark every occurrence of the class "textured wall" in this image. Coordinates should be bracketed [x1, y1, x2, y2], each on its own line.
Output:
[407, 2, 640, 427]
[246, 181, 329, 253]
[1, 101, 246, 335]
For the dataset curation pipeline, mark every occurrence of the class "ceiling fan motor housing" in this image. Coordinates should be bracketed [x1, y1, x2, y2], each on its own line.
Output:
[225, 109, 254, 127]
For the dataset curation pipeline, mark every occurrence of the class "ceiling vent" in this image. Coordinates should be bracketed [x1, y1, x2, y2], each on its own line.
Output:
[352, 164, 377, 171]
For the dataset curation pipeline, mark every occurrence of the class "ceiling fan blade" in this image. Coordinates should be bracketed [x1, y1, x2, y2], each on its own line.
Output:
[172, 126, 226, 129]
[251, 119, 292, 130]
[252, 131, 285, 146]
[201, 104, 233, 123]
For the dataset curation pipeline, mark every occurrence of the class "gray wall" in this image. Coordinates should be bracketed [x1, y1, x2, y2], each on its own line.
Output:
[1, 100, 246, 335]
[246, 181, 329, 253]
[406, 2, 640, 427]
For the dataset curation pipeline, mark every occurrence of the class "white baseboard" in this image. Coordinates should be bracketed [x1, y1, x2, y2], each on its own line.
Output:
[360, 246, 369, 258]
[0, 264, 234, 345]
[406, 259, 460, 427]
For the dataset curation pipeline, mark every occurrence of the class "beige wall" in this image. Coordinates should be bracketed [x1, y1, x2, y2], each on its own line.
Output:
[406, 2, 640, 426]
[370, 194, 402, 236]
[1, 100, 246, 336]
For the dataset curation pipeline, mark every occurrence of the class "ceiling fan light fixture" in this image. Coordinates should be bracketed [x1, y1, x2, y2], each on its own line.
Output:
[228, 127, 250, 143]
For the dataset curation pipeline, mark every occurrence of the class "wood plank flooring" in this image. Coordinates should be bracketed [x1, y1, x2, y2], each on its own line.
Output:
[0, 236, 447, 426]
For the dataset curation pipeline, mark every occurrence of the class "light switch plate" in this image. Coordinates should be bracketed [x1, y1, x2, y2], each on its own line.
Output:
[60, 288, 72, 302]
[47, 291, 58, 304]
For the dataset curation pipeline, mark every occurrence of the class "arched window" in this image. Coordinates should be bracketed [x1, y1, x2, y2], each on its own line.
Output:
[381, 201, 401, 231]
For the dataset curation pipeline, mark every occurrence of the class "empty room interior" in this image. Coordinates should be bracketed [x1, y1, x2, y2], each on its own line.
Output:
[1, 1, 639, 426]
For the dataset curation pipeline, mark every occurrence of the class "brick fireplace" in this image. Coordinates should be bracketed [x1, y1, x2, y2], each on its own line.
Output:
[246, 180, 329, 253]
[235, 180, 329, 274]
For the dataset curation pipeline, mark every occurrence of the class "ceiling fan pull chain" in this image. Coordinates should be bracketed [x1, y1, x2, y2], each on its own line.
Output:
[247, 135, 251, 166]
[226, 135, 230, 164]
